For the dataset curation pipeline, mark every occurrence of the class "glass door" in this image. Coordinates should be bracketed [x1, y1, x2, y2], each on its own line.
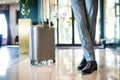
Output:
[104, 0, 120, 44]
[51, 0, 100, 45]
[58, 0, 72, 44]
[115, 0, 120, 48]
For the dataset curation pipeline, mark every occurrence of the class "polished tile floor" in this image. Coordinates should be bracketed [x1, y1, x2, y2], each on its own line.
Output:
[0, 46, 120, 80]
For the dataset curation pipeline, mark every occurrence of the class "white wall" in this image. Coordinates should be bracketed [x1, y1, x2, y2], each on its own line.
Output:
[9, 3, 20, 44]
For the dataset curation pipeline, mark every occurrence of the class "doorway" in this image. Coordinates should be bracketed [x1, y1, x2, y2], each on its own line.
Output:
[0, 14, 8, 45]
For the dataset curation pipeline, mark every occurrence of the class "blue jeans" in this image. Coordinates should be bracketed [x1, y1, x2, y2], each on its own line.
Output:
[70, 0, 98, 61]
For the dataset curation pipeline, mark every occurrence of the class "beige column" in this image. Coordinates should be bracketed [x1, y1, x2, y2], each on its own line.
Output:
[18, 19, 32, 54]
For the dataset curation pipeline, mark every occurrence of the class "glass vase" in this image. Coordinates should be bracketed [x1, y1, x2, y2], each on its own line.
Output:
[21, 4, 30, 18]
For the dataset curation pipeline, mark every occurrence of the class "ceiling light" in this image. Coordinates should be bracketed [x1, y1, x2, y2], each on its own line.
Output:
[2, 1, 6, 3]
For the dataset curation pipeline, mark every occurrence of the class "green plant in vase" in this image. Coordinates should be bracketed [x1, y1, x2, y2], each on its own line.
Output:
[19, 0, 34, 18]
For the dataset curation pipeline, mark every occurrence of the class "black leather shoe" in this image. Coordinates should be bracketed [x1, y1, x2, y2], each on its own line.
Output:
[81, 61, 97, 75]
[78, 58, 87, 70]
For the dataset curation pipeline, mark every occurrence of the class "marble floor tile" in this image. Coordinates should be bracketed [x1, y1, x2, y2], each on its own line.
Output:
[0, 46, 119, 80]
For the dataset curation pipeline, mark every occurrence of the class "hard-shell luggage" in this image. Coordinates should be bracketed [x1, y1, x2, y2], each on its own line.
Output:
[30, 26, 55, 65]
[29, 0, 55, 65]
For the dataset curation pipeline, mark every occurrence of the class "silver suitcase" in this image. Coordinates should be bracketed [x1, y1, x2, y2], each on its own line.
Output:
[30, 26, 55, 65]
[30, 0, 55, 65]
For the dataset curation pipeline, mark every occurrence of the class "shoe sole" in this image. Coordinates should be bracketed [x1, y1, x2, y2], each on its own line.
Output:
[81, 68, 97, 75]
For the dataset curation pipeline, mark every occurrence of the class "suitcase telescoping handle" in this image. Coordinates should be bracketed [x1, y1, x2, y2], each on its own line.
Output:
[41, 0, 51, 28]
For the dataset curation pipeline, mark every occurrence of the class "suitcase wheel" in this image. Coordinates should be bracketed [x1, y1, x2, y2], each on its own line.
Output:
[53, 59, 56, 63]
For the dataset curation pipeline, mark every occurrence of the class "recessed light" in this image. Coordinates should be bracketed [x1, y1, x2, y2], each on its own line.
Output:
[16, 0, 19, 3]
[3, 1, 6, 3]
[0, 1, 6, 3]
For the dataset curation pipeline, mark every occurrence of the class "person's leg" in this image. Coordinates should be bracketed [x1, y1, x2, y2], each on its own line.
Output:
[81, 0, 98, 75]
[70, 0, 95, 62]
[85, 0, 98, 44]
[70, 0, 87, 67]
[70, 0, 98, 75]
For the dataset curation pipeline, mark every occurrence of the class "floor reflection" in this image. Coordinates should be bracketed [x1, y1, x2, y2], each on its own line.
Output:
[0, 46, 19, 77]
[0, 45, 28, 80]
[0, 46, 120, 80]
